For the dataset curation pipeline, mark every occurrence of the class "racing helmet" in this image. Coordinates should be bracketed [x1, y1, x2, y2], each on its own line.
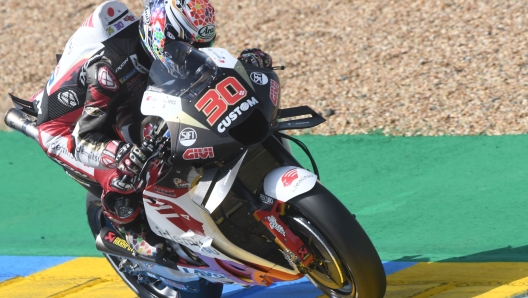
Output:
[139, 0, 216, 61]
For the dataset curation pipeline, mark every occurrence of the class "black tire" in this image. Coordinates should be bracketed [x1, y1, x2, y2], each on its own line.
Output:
[287, 182, 386, 298]
[86, 192, 223, 298]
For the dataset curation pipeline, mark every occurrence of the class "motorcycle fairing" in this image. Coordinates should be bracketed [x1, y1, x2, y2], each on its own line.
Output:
[141, 188, 302, 285]
[203, 150, 247, 213]
[143, 42, 280, 164]
[263, 166, 318, 202]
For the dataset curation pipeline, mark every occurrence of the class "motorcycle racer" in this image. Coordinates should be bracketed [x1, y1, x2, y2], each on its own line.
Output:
[33, 0, 273, 257]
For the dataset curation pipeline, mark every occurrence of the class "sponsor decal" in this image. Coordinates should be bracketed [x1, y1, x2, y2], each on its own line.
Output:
[159, 277, 187, 290]
[154, 186, 176, 197]
[183, 147, 214, 160]
[265, 215, 286, 236]
[290, 172, 317, 192]
[173, 178, 191, 188]
[194, 77, 247, 125]
[179, 267, 230, 279]
[259, 193, 274, 205]
[250, 72, 268, 85]
[115, 57, 128, 72]
[58, 90, 80, 107]
[104, 231, 134, 253]
[297, 245, 311, 261]
[143, 6, 150, 24]
[114, 21, 125, 31]
[281, 169, 298, 187]
[80, 50, 105, 86]
[98, 66, 119, 91]
[119, 68, 138, 83]
[150, 199, 205, 235]
[84, 106, 106, 117]
[130, 54, 149, 74]
[269, 79, 279, 106]
[198, 25, 215, 39]
[217, 97, 258, 133]
[179, 127, 197, 147]
[106, 27, 115, 35]
[170, 235, 220, 255]
[75, 145, 101, 163]
[105, 13, 136, 37]
[126, 73, 143, 91]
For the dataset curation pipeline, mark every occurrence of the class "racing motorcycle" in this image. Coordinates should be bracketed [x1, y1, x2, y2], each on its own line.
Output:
[4, 41, 386, 298]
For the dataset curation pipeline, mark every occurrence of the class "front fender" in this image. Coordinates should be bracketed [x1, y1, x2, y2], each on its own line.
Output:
[262, 166, 318, 202]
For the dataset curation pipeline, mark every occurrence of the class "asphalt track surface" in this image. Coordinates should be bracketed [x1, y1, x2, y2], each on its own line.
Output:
[2, 131, 528, 297]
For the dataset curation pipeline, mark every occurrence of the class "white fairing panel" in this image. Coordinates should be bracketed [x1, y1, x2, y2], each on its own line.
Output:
[263, 166, 318, 202]
[46, 1, 138, 94]
[140, 90, 183, 121]
[199, 48, 238, 69]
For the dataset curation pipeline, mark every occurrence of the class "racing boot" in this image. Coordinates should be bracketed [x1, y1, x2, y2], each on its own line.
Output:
[103, 193, 166, 258]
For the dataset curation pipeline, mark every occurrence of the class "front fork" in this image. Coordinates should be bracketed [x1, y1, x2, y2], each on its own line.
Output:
[253, 200, 314, 272]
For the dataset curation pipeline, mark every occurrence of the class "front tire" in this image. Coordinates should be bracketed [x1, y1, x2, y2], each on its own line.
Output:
[287, 182, 386, 298]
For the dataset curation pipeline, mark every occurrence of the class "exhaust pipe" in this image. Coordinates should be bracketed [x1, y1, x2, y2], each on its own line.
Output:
[3, 108, 38, 141]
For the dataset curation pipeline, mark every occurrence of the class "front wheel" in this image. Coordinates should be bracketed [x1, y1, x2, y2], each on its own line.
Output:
[286, 182, 386, 298]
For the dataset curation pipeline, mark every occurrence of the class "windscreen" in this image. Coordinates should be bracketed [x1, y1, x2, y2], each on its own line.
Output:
[146, 41, 219, 101]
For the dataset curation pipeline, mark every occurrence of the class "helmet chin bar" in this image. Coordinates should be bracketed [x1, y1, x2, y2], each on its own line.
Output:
[137, 39, 155, 63]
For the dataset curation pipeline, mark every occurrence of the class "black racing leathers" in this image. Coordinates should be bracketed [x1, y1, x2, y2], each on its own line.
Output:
[37, 22, 152, 196]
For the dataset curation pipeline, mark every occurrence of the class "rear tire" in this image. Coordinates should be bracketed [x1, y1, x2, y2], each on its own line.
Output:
[287, 182, 386, 298]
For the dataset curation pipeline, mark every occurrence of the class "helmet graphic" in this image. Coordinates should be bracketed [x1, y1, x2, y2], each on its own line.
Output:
[139, 0, 216, 61]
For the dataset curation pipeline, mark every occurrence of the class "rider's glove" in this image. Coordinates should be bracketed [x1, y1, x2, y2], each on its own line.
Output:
[115, 143, 149, 177]
[238, 48, 273, 69]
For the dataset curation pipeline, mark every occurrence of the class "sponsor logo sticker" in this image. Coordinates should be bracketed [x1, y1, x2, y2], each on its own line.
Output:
[269, 79, 279, 106]
[250, 72, 269, 85]
[58, 90, 80, 107]
[98, 66, 119, 91]
[217, 97, 258, 133]
[259, 193, 274, 205]
[297, 245, 311, 261]
[281, 169, 298, 187]
[265, 215, 286, 236]
[104, 231, 134, 253]
[183, 147, 214, 160]
[179, 127, 197, 147]
[198, 25, 216, 39]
